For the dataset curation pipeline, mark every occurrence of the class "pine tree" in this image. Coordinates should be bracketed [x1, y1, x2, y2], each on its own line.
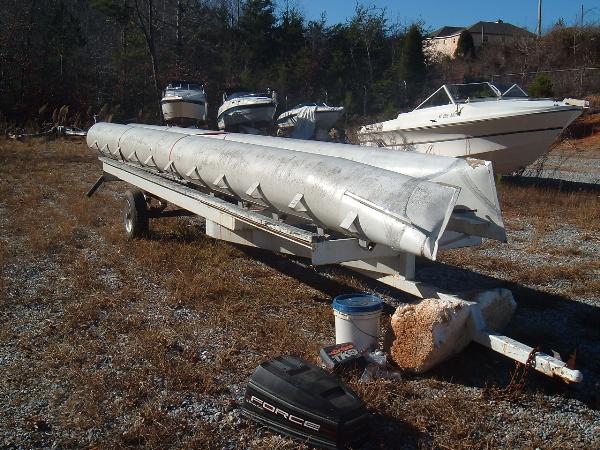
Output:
[348, 5, 387, 85]
[454, 30, 476, 59]
[274, 6, 307, 102]
[399, 24, 426, 85]
[528, 74, 554, 97]
[237, 0, 276, 83]
[277, 6, 305, 59]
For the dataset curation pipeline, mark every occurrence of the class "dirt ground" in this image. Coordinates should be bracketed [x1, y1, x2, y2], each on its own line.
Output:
[0, 136, 599, 449]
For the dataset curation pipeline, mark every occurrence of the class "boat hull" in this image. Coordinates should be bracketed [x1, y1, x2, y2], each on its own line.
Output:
[358, 108, 582, 174]
[218, 103, 277, 129]
[161, 99, 207, 124]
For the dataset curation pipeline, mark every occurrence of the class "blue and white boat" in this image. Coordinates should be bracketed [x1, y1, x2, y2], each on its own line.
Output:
[217, 90, 277, 130]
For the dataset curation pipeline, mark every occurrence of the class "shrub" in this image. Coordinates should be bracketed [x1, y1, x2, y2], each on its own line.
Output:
[528, 74, 554, 98]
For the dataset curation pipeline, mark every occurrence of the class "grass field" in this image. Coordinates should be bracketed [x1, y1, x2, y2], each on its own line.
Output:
[0, 137, 598, 449]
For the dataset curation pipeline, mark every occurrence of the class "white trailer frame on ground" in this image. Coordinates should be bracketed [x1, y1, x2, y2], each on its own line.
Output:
[89, 156, 582, 384]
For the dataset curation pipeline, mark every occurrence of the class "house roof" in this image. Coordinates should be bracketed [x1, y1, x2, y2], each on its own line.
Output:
[428, 21, 534, 40]
[466, 21, 534, 37]
[429, 26, 465, 38]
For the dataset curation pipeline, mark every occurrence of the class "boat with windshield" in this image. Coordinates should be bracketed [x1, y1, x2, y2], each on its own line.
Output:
[358, 82, 587, 173]
[160, 81, 207, 125]
[217, 90, 278, 130]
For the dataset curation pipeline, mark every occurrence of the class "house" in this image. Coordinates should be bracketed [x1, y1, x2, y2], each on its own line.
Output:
[425, 20, 535, 58]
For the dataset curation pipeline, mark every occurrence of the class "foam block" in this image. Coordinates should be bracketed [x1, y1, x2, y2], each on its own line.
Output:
[388, 289, 516, 373]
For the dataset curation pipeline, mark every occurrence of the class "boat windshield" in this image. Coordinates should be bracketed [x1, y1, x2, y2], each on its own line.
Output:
[294, 102, 326, 108]
[166, 81, 204, 91]
[228, 92, 269, 100]
[414, 82, 528, 110]
[414, 87, 454, 110]
[492, 83, 529, 98]
[446, 83, 500, 102]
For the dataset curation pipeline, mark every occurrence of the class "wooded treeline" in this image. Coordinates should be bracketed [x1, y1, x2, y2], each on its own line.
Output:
[1, 0, 599, 127]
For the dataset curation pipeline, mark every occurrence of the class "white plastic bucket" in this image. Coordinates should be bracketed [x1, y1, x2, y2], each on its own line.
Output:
[332, 294, 383, 352]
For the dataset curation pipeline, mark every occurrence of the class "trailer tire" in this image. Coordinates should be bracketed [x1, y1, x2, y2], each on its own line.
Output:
[123, 189, 149, 239]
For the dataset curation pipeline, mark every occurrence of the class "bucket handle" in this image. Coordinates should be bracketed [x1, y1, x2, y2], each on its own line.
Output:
[347, 316, 379, 340]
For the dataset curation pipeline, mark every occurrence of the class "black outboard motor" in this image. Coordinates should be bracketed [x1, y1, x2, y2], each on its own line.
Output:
[242, 356, 370, 449]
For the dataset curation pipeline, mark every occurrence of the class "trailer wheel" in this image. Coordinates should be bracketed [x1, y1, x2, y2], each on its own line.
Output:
[123, 189, 149, 239]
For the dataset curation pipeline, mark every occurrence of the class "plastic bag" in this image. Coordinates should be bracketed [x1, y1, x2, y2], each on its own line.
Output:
[359, 351, 402, 382]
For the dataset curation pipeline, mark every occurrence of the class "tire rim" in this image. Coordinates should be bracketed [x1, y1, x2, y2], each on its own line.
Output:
[124, 200, 133, 233]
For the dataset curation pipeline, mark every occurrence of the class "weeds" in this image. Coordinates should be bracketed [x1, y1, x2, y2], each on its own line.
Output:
[499, 183, 600, 233]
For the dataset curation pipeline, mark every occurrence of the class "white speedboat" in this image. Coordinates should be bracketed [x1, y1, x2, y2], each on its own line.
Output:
[160, 81, 207, 125]
[358, 82, 587, 174]
[277, 103, 344, 131]
[217, 90, 277, 130]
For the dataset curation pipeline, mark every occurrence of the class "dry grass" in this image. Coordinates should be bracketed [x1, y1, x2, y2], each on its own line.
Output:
[0, 138, 598, 449]
[445, 249, 599, 289]
[347, 378, 502, 449]
[544, 245, 582, 257]
[441, 177, 599, 312]
[498, 182, 600, 233]
[565, 111, 600, 139]
[0, 137, 344, 448]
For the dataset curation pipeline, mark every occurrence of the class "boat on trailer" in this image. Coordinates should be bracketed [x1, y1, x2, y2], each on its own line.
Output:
[160, 81, 207, 126]
[218, 90, 277, 130]
[357, 82, 587, 174]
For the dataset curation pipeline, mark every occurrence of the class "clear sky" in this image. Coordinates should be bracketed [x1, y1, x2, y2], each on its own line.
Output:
[288, 0, 600, 32]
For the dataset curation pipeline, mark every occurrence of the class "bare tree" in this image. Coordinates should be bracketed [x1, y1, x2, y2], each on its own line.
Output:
[19, 0, 38, 106]
[133, 0, 161, 118]
[175, 0, 183, 74]
[349, 4, 387, 85]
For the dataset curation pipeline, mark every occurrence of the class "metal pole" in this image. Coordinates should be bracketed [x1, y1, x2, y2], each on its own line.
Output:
[537, 0, 542, 37]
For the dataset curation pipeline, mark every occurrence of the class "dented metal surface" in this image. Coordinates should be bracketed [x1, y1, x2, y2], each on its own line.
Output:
[87, 122, 460, 259]
[132, 124, 506, 242]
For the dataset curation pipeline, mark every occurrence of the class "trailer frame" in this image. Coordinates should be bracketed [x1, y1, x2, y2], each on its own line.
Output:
[88, 156, 582, 384]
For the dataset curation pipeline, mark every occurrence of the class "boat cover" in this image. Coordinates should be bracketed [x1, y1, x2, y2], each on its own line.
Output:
[291, 106, 317, 139]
